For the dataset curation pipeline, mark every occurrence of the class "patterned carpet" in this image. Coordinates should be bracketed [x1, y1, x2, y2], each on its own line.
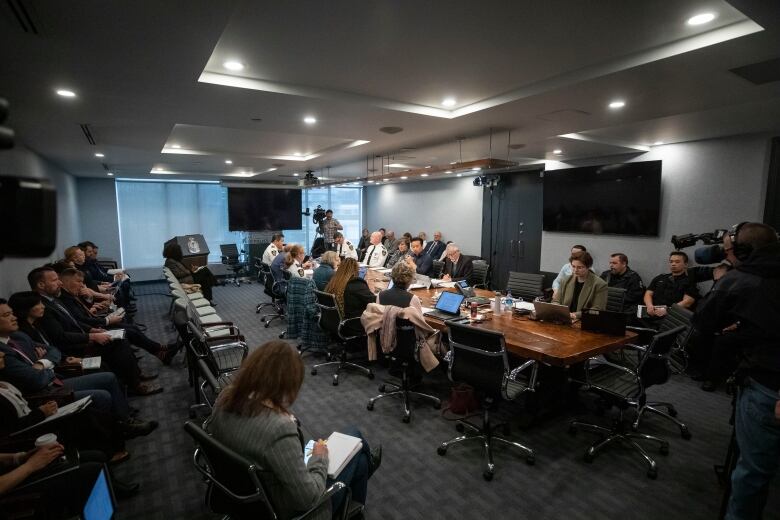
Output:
[113, 280, 779, 520]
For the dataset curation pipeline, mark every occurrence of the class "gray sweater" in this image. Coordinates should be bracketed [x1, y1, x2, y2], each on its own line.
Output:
[208, 407, 331, 520]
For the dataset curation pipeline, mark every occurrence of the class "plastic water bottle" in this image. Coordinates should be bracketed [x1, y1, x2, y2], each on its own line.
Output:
[505, 290, 514, 312]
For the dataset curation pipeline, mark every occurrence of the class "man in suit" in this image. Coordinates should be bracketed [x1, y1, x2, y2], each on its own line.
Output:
[406, 237, 433, 277]
[424, 231, 446, 261]
[27, 266, 159, 395]
[441, 243, 473, 282]
[384, 230, 399, 252]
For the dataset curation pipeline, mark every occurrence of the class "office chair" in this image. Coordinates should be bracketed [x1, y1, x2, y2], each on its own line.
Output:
[569, 325, 687, 479]
[431, 260, 444, 279]
[258, 265, 287, 329]
[469, 260, 489, 289]
[367, 317, 442, 422]
[437, 322, 538, 481]
[506, 271, 544, 301]
[629, 304, 694, 376]
[606, 286, 626, 313]
[220, 243, 250, 287]
[183, 421, 358, 520]
[311, 290, 374, 386]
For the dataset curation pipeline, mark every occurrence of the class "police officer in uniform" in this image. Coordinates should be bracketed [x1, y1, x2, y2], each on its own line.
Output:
[284, 244, 311, 279]
[643, 251, 700, 320]
[364, 231, 387, 268]
[599, 252, 645, 313]
[262, 233, 285, 265]
[333, 232, 358, 260]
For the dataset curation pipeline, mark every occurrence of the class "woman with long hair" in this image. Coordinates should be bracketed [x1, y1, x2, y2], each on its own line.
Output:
[324, 258, 374, 337]
[283, 244, 313, 279]
[313, 251, 340, 290]
[208, 341, 380, 519]
[162, 242, 218, 302]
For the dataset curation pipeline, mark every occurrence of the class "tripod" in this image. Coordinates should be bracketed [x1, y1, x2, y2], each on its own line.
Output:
[715, 377, 739, 519]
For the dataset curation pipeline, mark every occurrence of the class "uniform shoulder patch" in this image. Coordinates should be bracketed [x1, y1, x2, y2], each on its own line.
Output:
[381, 249, 387, 256]
[349, 244, 354, 251]
[298, 268, 304, 277]
[271, 250, 277, 256]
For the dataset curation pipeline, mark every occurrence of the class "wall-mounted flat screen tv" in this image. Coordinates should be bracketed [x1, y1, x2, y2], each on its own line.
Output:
[227, 187, 302, 231]
[542, 160, 662, 236]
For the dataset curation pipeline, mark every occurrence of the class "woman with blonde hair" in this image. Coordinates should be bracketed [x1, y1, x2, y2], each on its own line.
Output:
[313, 251, 340, 290]
[324, 258, 374, 337]
[208, 341, 380, 519]
[377, 261, 422, 311]
[283, 244, 312, 279]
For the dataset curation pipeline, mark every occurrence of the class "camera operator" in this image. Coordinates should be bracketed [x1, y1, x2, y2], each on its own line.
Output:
[692, 222, 780, 520]
[321, 209, 343, 250]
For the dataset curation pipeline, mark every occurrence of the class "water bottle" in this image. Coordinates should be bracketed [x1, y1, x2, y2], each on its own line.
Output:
[505, 290, 514, 312]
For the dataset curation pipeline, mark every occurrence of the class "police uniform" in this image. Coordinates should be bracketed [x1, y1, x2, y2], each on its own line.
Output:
[336, 240, 358, 260]
[600, 267, 645, 309]
[262, 243, 279, 265]
[364, 243, 388, 268]
[286, 260, 307, 279]
[647, 270, 700, 307]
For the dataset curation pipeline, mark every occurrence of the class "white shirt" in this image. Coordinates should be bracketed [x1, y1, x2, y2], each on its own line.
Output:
[364, 243, 388, 268]
[286, 260, 306, 278]
[263, 243, 280, 265]
[336, 240, 358, 260]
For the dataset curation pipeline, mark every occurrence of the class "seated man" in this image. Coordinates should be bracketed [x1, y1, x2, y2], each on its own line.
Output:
[78, 241, 134, 313]
[262, 233, 285, 266]
[385, 239, 410, 269]
[552, 244, 587, 294]
[333, 232, 358, 260]
[643, 251, 700, 318]
[599, 253, 645, 313]
[406, 237, 433, 277]
[441, 243, 473, 282]
[364, 231, 388, 268]
[384, 230, 399, 252]
[424, 231, 446, 261]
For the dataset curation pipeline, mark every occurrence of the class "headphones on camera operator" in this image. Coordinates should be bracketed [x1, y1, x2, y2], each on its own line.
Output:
[728, 222, 752, 262]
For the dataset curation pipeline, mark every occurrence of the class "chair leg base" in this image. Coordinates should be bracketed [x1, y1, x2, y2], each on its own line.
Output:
[311, 359, 373, 385]
[634, 404, 691, 440]
[366, 381, 441, 422]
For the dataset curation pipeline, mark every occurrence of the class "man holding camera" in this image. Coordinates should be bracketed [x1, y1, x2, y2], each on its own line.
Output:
[321, 209, 343, 250]
[692, 222, 780, 520]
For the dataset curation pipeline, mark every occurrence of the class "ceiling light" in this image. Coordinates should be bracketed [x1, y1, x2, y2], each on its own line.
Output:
[425, 165, 431, 168]
[293, 172, 300, 177]
[55, 89, 76, 97]
[442, 98, 456, 107]
[687, 13, 716, 26]
[171, 144, 181, 149]
[225, 160, 233, 164]
[382, 178, 389, 182]
[553, 149, 563, 155]
[456, 174, 463, 177]
[472, 167, 481, 171]
[445, 170, 453, 174]
[223, 60, 245, 71]
[421, 173, 429, 177]
[450, 161, 457, 165]
[388, 163, 405, 168]
[608, 100, 626, 109]
[368, 180, 375, 183]
[400, 176, 408, 180]
[267, 167, 277, 172]
[107, 172, 114, 176]
[653, 141, 665, 146]
[94, 153, 104, 158]
[293, 152, 302, 156]
[303, 116, 317, 124]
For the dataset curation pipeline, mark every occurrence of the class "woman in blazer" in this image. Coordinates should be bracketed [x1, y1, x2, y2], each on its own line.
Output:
[553, 251, 607, 321]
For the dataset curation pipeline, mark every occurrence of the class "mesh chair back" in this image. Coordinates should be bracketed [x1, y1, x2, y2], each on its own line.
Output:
[506, 271, 544, 301]
[606, 287, 626, 313]
[469, 260, 489, 288]
[220, 244, 240, 263]
[447, 322, 508, 398]
[638, 325, 686, 388]
[313, 290, 342, 335]
[183, 421, 274, 519]
[659, 304, 694, 350]
[431, 260, 444, 279]
[393, 317, 417, 362]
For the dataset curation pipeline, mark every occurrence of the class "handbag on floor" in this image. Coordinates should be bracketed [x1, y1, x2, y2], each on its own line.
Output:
[443, 383, 479, 417]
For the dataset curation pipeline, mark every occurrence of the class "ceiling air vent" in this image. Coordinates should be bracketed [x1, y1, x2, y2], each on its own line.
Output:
[730, 57, 780, 85]
[3, 0, 40, 35]
[80, 124, 96, 145]
[379, 126, 403, 134]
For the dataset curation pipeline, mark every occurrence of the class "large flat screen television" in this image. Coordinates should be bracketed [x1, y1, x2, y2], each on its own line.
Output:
[542, 160, 662, 236]
[227, 187, 302, 231]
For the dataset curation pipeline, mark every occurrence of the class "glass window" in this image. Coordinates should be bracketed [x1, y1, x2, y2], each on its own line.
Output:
[282, 186, 362, 251]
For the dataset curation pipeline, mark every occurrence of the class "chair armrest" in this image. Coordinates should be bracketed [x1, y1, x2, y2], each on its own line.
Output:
[293, 482, 348, 520]
[626, 325, 657, 334]
[337, 317, 366, 341]
[582, 357, 641, 388]
[507, 359, 539, 392]
[197, 359, 222, 392]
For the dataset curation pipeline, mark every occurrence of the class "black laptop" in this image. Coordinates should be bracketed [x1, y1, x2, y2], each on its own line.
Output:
[424, 291, 466, 321]
[581, 309, 627, 336]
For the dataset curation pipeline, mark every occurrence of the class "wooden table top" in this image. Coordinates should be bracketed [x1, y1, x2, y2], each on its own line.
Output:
[364, 269, 635, 366]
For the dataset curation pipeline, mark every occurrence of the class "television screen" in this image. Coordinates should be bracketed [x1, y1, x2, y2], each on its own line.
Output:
[542, 160, 662, 236]
[227, 188, 302, 231]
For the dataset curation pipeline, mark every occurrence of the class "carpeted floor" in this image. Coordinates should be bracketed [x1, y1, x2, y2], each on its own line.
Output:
[113, 280, 779, 520]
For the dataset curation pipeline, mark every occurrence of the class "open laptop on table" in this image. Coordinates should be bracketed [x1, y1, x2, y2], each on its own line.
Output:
[423, 291, 466, 321]
[533, 301, 573, 325]
[408, 274, 431, 290]
[581, 309, 627, 336]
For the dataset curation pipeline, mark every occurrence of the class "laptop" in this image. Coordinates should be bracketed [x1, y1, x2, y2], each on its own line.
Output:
[408, 274, 431, 290]
[358, 266, 367, 279]
[82, 468, 116, 520]
[533, 301, 573, 325]
[423, 291, 465, 321]
[581, 309, 627, 336]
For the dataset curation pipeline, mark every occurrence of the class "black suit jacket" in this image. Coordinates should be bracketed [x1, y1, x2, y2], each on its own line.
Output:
[343, 278, 375, 336]
[443, 256, 474, 282]
[39, 297, 89, 354]
[58, 289, 106, 329]
[424, 240, 446, 260]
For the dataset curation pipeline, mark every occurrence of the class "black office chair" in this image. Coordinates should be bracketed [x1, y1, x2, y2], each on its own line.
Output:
[220, 244, 250, 287]
[569, 325, 688, 479]
[606, 286, 626, 313]
[367, 317, 442, 422]
[506, 271, 544, 301]
[437, 322, 538, 481]
[257, 264, 287, 329]
[311, 290, 374, 386]
[469, 260, 489, 289]
[183, 421, 355, 520]
[431, 260, 444, 279]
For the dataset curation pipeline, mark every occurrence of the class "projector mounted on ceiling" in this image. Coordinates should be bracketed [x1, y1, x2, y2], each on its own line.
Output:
[298, 170, 320, 187]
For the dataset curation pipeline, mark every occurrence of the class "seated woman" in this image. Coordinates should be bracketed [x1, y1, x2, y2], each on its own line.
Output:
[284, 245, 313, 279]
[208, 341, 380, 519]
[552, 251, 607, 321]
[377, 262, 422, 311]
[313, 252, 339, 290]
[163, 242, 218, 302]
[325, 258, 375, 337]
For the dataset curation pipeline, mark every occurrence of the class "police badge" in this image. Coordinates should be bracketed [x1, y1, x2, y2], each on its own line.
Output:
[298, 268, 304, 277]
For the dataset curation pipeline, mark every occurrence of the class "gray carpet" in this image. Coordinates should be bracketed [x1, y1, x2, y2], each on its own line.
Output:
[114, 280, 780, 520]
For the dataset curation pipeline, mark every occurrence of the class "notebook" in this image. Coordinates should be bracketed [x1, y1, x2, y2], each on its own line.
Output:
[106, 329, 125, 341]
[424, 291, 465, 321]
[304, 432, 363, 478]
[12, 396, 92, 436]
[82, 356, 102, 370]
[637, 305, 666, 318]
[82, 468, 115, 520]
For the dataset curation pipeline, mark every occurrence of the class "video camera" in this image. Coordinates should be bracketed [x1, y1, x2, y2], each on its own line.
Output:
[670, 229, 729, 264]
[312, 205, 327, 225]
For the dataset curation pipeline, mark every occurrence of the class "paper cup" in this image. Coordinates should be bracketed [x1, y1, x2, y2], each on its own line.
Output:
[35, 433, 57, 448]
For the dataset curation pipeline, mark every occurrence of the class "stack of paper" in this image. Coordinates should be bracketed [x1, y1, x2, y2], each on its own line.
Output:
[304, 431, 363, 478]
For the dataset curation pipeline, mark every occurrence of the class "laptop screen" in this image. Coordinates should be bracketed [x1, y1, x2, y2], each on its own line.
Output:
[83, 469, 114, 520]
[358, 266, 367, 279]
[456, 280, 469, 289]
[435, 291, 465, 314]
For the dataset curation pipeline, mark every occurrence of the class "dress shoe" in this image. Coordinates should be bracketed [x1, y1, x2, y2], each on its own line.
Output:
[129, 383, 163, 396]
[109, 450, 130, 465]
[112, 477, 140, 499]
[139, 371, 159, 381]
[701, 380, 719, 392]
[368, 444, 382, 478]
[119, 417, 159, 439]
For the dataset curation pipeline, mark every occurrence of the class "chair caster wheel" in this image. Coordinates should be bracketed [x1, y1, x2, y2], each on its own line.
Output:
[264, 323, 270, 329]
[647, 468, 658, 480]
[437, 446, 447, 456]
[482, 471, 494, 481]
[332, 377, 339, 386]
[402, 414, 410, 424]
[367, 372, 375, 380]
[659, 444, 669, 456]
[311, 369, 318, 375]
[667, 407, 678, 418]
[583, 451, 594, 464]
[455, 423, 465, 433]
[525, 455, 535, 465]
[367, 402, 374, 411]
[378, 385, 386, 393]
[681, 428, 692, 440]
[255, 309, 261, 314]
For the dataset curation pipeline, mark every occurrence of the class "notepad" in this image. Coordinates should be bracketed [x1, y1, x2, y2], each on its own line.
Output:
[81, 356, 102, 370]
[12, 396, 92, 436]
[431, 279, 456, 288]
[304, 432, 363, 478]
[106, 329, 125, 341]
[637, 305, 666, 318]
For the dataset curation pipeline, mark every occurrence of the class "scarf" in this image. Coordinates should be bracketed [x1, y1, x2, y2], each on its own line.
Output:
[0, 382, 32, 417]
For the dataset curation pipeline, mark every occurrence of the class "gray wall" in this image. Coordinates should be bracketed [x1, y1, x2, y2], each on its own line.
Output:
[541, 133, 771, 283]
[363, 177, 484, 256]
[76, 178, 121, 262]
[0, 146, 81, 297]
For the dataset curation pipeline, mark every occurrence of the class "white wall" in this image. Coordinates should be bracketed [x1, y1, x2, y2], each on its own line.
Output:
[363, 177, 484, 256]
[541, 133, 771, 282]
[0, 146, 81, 297]
[76, 178, 121, 262]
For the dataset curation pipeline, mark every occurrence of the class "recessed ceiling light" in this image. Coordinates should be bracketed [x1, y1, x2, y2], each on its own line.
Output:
[425, 165, 431, 168]
[456, 174, 463, 177]
[293, 152, 302, 156]
[223, 61, 245, 71]
[400, 176, 408, 180]
[382, 178, 389, 182]
[225, 160, 233, 164]
[442, 98, 456, 107]
[94, 153, 104, 158]
[171, 144, 181, 149]
[553, 149, 563, 155]
[608, 100, 626, 109]
[445, 170, 453, 174]
[293, 172, 300, 177]
[56, 89, 76, 97]
[303, 116, 317, 124]
[687, 13, 716, 25]
[653, 141, 665, 146]
[368, 180, 375, 183]
[107, 172, 114, 176]
[472, 167, 481, 171]
[450, 161, 457, 165]
[421, 173, 429, 177]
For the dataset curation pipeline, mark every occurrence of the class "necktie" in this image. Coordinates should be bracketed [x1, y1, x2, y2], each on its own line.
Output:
[368, 246, 376, 264]
[7, 339, 63, 386]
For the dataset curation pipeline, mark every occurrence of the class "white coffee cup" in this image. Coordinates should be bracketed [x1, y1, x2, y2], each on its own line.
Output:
[34, 433, 57, 448]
